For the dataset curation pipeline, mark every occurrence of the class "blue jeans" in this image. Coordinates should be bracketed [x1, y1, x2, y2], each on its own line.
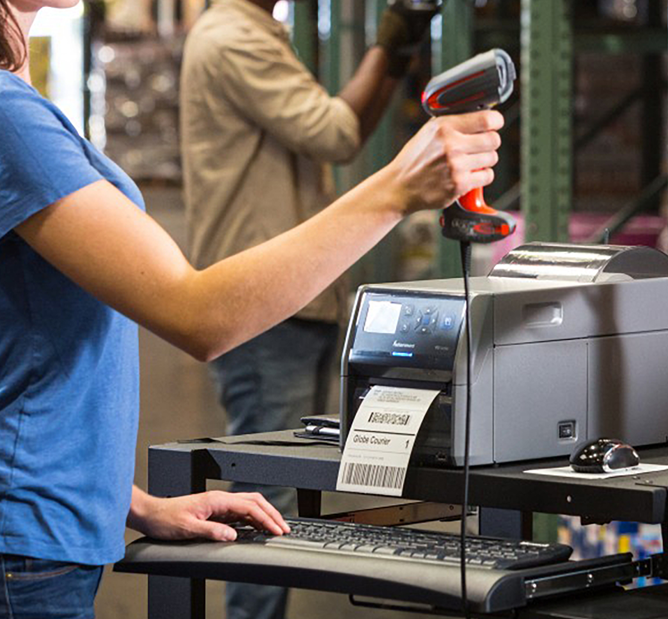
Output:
[210, 318, 339, 619]
[0, 555, 103, 619]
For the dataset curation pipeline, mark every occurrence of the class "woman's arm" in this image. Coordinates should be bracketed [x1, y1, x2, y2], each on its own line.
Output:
[15, 112, 502, 361]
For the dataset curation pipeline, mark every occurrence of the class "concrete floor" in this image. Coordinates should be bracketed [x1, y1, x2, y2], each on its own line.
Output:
[93, 186, 458, 619]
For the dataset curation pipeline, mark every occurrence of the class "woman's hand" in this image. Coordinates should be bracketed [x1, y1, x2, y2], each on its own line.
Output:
[127, 486, 290, 542]
[387, 110, 504, 215]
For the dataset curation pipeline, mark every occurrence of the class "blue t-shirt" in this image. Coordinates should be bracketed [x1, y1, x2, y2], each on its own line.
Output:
[0, 71, 144, 565]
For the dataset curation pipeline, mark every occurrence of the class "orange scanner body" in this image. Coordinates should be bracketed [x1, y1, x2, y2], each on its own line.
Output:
[459, 186, 495, 214]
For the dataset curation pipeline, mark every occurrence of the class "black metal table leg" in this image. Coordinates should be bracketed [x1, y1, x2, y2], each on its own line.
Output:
[479, 507, 532, 539]
[147, 447, 208, 619]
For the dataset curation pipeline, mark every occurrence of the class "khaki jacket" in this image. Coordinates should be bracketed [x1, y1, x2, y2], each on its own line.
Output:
[180, 0, 361, 323]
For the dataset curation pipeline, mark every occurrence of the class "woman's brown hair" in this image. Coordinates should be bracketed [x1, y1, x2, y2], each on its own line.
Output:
[0, 0, 26, 72]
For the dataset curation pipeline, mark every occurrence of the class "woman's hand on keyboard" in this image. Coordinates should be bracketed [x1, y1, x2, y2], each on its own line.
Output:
[127, 485, 291, 542]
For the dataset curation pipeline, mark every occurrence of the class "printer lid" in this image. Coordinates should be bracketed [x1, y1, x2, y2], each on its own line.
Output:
[490, 242, 668, 282]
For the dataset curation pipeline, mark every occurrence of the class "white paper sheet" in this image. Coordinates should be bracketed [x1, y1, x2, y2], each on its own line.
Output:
[524, 462, 668, 480]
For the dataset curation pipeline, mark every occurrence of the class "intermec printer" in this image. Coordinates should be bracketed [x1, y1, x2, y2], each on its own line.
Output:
[340, 242, 668, 466]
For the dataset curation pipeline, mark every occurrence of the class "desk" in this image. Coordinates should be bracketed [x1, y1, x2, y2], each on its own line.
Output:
[131, 431, 668, 618]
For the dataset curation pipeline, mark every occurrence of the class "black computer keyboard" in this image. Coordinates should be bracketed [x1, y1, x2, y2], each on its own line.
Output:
[235, 517, 572, 571]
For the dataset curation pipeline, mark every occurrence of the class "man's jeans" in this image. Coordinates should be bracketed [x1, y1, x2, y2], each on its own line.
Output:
[0, 555, 103, 619]
[210, 318, 339, 619]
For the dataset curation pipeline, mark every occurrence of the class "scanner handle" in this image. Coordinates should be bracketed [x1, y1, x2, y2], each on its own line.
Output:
[440, 190, 516, 244]
[459, 186, 496, 214]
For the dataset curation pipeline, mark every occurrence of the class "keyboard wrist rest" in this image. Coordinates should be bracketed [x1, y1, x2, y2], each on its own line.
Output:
[115, 537, 533, 614]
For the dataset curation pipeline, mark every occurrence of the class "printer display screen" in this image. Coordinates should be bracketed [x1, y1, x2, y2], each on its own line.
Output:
[364, 300, 403, 334]
[350, 292, 465, 369]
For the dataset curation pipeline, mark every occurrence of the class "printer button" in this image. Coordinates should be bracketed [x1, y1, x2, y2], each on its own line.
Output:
[400, 323, 410, 333]
[441, 315, 456, 330]
[404, 305, 415, 316]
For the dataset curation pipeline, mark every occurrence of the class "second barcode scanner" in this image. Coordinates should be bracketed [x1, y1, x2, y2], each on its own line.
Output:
[422, 49, 517, 244]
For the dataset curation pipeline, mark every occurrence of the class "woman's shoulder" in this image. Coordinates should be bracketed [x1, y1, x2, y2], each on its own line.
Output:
[0, 70, 41, 99]
[0, 70, 75, 139]
[0, 70, 55, 121]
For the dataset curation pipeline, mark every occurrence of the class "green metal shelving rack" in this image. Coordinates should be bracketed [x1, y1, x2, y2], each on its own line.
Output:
[521, 0, 573, 243]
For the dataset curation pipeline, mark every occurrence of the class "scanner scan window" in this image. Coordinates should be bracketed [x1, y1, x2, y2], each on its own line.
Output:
[364, 300, 402, 334]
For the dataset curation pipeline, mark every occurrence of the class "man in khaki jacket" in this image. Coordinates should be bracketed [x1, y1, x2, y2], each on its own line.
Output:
[180, 2, 437, 618]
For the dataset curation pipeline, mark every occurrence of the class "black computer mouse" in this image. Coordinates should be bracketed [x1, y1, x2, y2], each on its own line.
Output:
[569, 438, 640, 474]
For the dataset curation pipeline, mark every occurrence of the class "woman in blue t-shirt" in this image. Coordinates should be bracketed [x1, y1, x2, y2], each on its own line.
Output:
[0, 0, 503, 616]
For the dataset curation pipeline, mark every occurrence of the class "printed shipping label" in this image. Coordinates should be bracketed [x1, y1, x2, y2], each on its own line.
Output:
[336, 386, 440, 496]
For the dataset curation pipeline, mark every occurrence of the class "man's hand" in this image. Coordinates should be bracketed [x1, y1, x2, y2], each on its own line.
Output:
[376, 0, 441, 77]
[128, 486, 290, 542]
[386, 0, 441, 45]
[386, 110, 504, 215]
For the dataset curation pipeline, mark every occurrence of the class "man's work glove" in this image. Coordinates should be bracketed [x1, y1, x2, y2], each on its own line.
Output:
[376, 0, 442, 78]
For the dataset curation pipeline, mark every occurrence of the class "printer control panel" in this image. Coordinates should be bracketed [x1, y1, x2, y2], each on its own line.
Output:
[349, 291, 465, 370]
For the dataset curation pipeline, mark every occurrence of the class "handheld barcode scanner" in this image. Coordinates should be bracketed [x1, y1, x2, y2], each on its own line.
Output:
[422, 48, 517, 243]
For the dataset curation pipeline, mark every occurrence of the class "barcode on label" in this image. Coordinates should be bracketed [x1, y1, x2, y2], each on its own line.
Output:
[367, 412, 411, 426]
[341, 462, 406, 489]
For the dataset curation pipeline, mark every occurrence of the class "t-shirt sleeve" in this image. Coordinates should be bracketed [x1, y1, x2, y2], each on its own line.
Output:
[0, 80, 104, 238]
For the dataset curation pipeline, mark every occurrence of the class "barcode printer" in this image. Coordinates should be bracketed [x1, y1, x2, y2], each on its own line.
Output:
[340, 242, 668, 466]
